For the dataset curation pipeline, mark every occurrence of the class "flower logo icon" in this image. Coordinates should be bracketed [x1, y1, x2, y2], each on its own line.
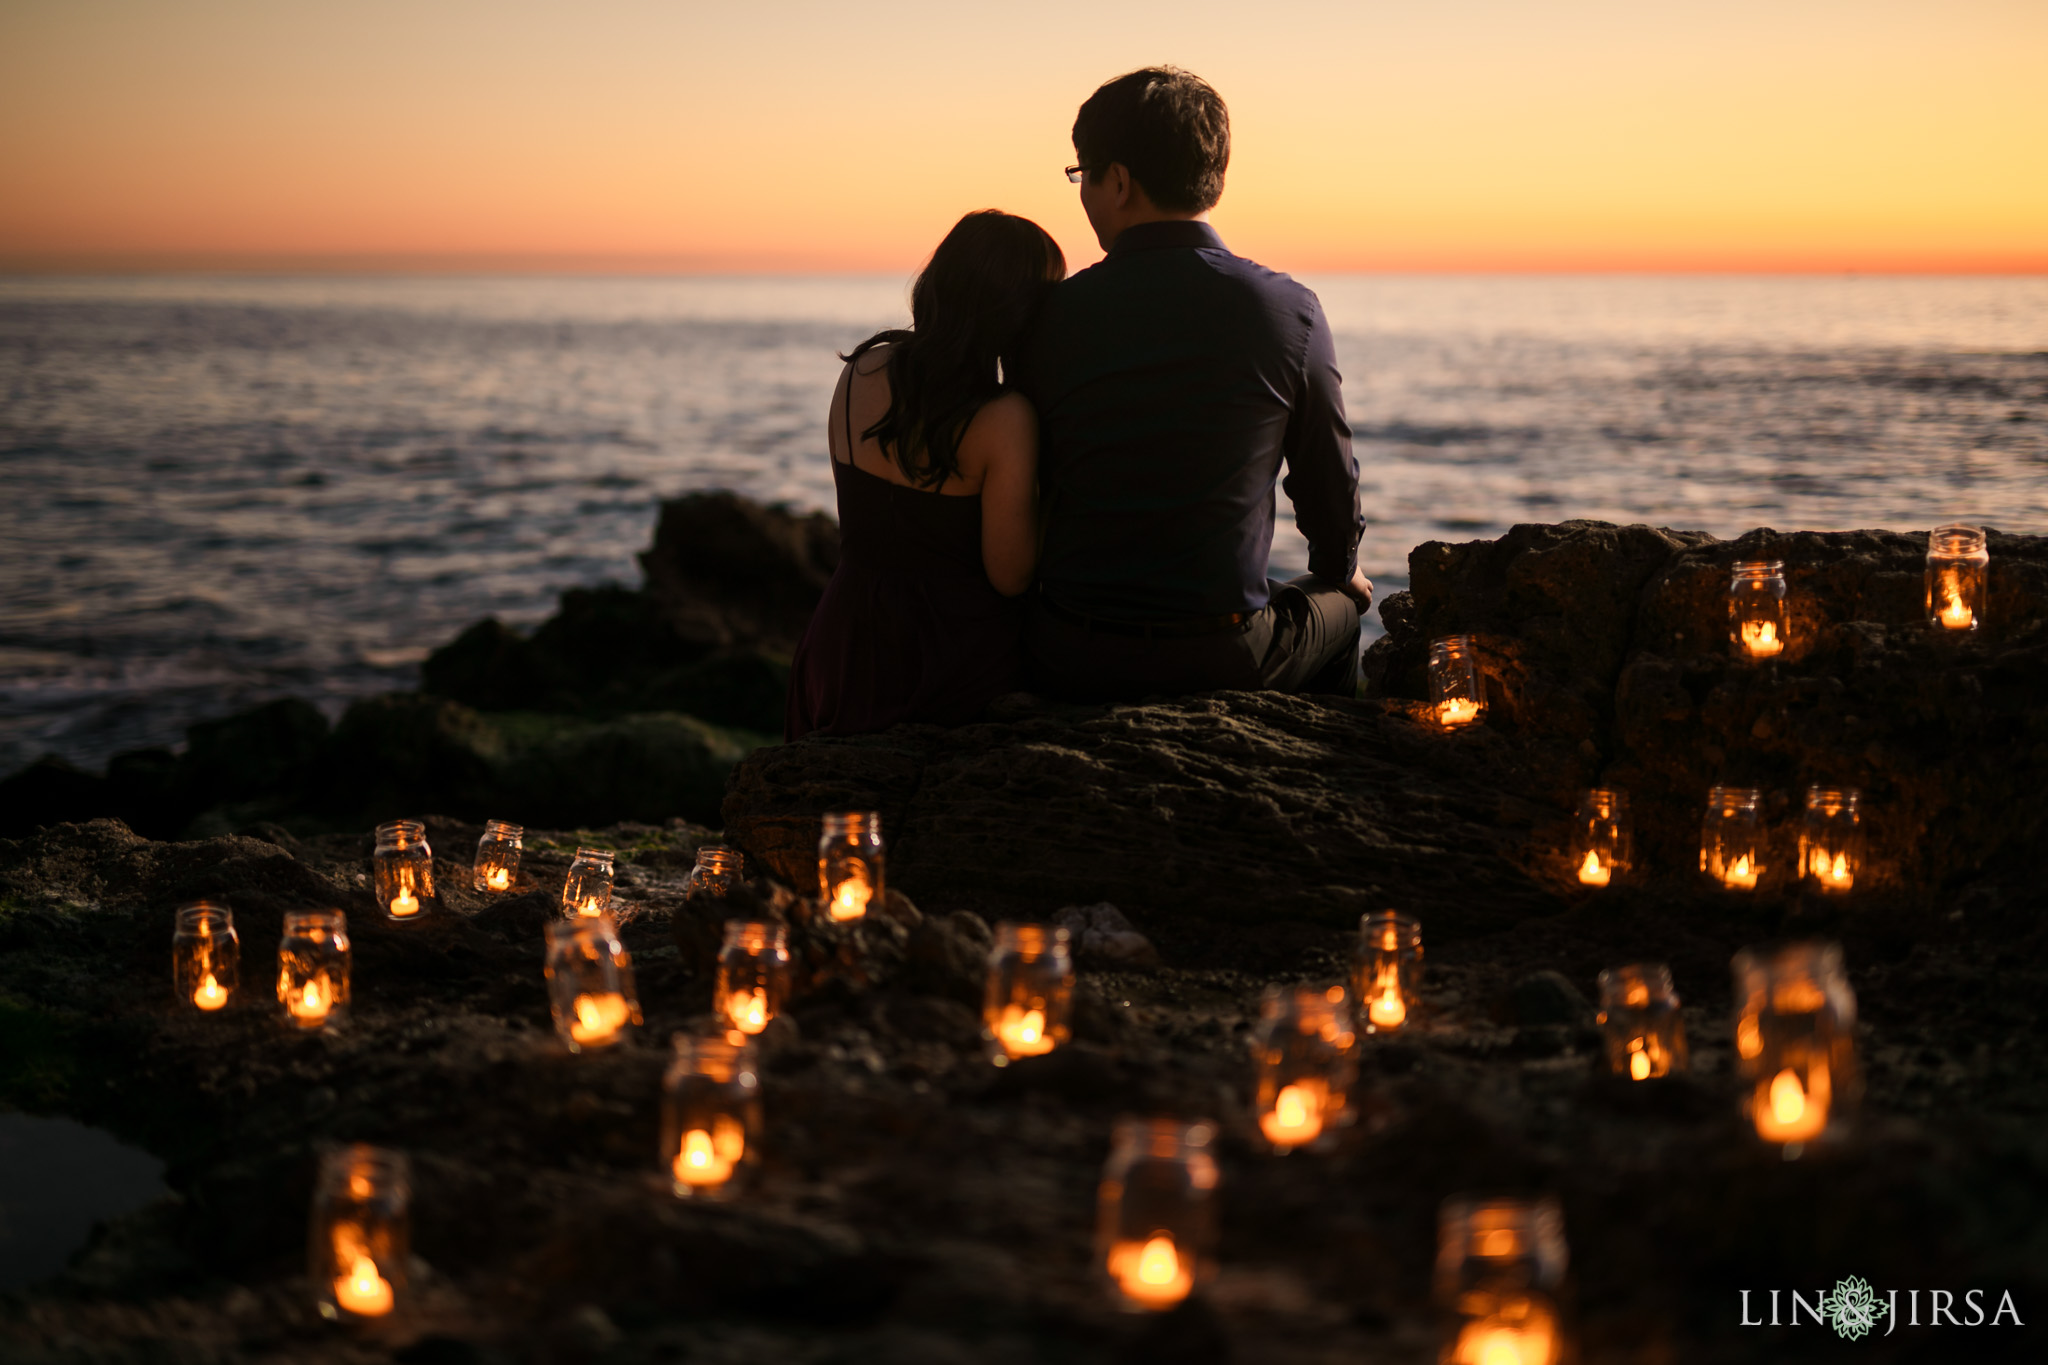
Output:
[1820, 1275, 1889, 1341]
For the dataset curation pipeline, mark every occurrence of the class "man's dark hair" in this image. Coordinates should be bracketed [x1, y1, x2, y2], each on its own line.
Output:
[1072, 67, 1229, 214]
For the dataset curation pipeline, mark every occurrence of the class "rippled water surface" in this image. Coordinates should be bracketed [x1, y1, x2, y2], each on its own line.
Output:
[2, 274, 2043, 774]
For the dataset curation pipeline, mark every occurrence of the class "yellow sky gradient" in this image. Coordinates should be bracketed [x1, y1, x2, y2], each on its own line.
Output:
[1, 0, 2043, 273]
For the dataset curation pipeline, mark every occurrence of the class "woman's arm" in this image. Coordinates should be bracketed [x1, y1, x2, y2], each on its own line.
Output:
[963, 392, 1039, 596]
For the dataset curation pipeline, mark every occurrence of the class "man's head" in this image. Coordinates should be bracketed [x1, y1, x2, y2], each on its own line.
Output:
[1071, 67, 1229, 251]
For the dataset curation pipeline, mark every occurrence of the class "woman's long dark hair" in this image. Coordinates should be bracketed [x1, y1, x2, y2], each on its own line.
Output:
[843, 210, 1065, 488]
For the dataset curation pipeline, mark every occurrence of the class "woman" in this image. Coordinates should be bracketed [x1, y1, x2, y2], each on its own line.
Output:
[785, 211, 1065, 740]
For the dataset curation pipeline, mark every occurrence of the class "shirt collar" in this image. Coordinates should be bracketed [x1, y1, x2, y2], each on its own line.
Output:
[1106, 219, 1228, 257]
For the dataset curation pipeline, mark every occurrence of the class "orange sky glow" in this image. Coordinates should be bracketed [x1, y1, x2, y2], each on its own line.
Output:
[1, 0, 2043, 275]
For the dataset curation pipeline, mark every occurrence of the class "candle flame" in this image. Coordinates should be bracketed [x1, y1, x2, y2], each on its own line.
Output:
[193, 971, 228, 1011]
[568, 992, 630, 1045]
[485, 867, 511, 892]
[727, 987, 769, 1034]
[1107, 1233, 1194, 1310]
[331, 1244, 393, 1317]
[1259, 1078, 1329, 1146]
[1938, 580, 1974, 629]
[1755, 1060, 1830, 1143]
[1809, 848, 1853, 889]
[1739, 619, 1783, 656]
[1366, 960, 1407, 1028]
[671, 1117, 744, 1189]
[993, 1003, 1055, 1058]
[1437, 696, 1482, 727]
[284, 973, 333, 1023]
[1629, 1043, 1652, 1081]
[577, 897, 603, 917]
[828, 878, 871, 921]
[1721, 853, 1758, 890]
[389, 887, 419, 918]
[1576, 849, 1610, 886]
[1137, 1236, 1178, 1286]
[1769, 1068, 1805, 1124]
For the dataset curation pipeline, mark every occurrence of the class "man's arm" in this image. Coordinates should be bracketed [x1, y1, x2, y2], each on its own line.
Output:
[1278, 296, 1367, 603]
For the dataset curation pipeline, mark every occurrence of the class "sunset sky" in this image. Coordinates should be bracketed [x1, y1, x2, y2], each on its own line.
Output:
[1, 0, 2043, 275]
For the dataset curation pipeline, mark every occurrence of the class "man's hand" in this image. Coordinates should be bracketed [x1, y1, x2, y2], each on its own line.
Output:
[1339, 567, 1374, 615]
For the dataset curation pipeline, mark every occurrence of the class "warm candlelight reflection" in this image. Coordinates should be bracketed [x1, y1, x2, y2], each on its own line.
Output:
[1701, 787, 1764, 891]
[1429, 635, 1485, 728]
[716, 921, 791, 1040]
[819, 811, 885, 922]
[1355, 913, 1421, 1033]
[1734, 941, 1858, 1154]
[1252, 985, 1355, 1151]
[663, 1037, 760, 1199]
[1598, 961, 1689, 1083]
[279, 910, 350, 1030]
[561, 847, 616, 920]
[312, 1144, 408, 1322]
[472, 819, 523, 893]
[984, 923, 1074, 1062]
[1926, 525, 1988, 632]
[1799, 787, 1863, 894]
[373, 820, 433, 922]
[174, 902, 240, 1012]
[1107, 1235, 1192, 1310]
[1729, 560, 1790, 660]
[545, 915, 640, 1053]
[1438, 1196, 1567, 1365]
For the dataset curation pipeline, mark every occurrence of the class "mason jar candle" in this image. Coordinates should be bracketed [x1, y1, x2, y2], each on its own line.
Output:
[278, 909, 350, 1030]
[1428, 635, 1485, 728]
[1732, 940, 1858, 1154]
[1251, 984, 1358, 1151]
[1729, 560, 1789, 659]
[1926, 524, 1988, 632]
[373, 820, 433, 922]
[311, 1143, 409, 1321]
[1353, 911, 1423, 1032]
[1570, 788, 1631, 888]
[661, 1035, 761, 1198]
[544, 914, 640, 1052]
[686, 845, 746, 903]
[472, 820, 523, 893]
[561, 846, 616, 919]
[172, 901, 238, 1012]
[1700, 786, 1765, 890]
[716, 921, 792, 1038]
[818, 811, 884, 922]
[1097, 1118, 1218, 1313]
[1798, 787, 1863, 893]
[1436, 1195, 1567, 1365]
[984, 922, 1075, 1061]
[1595, 963, 1688, 1081]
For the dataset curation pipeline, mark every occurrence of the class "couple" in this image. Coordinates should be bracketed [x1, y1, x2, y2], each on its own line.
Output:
[788, 67, 1370, 741]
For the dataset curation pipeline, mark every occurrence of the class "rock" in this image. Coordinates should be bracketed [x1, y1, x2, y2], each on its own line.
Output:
[1053, 902, 1160, 969]
[1506, 970, 1589, 1026]
[177, 697, 330, 810]
[638, 490, 839, 653]
[0, 754, 110, 835]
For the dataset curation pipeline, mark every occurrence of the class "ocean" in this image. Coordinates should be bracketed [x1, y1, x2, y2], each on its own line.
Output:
[2, 273, 2043, 777]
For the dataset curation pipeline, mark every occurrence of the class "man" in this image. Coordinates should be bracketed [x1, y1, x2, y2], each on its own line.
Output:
[1021, 66, 1369, 702]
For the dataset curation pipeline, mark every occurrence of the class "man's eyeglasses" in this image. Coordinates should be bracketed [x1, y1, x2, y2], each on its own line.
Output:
[1064, 164, 1089, 184]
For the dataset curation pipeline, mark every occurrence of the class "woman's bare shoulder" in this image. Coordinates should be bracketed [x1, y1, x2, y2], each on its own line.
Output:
[970, 390, 1037, 438]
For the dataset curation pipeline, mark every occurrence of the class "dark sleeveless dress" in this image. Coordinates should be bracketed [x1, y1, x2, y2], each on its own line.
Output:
[785, 438, 1024, 740]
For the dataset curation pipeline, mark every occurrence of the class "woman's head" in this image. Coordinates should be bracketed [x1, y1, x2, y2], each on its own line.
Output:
[849, 211, 1065, 488]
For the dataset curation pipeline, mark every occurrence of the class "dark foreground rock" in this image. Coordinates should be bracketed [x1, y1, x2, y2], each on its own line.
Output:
[2, 808, 2044, 1365]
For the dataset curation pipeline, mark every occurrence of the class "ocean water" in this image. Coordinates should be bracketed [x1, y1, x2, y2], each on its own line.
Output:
[2, 274, 2043, 777]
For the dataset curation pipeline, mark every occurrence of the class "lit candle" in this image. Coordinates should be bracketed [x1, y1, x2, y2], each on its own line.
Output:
[1452, 1314, 1558, 1365]
[829, 879, 870, 921]
[286, 974, 333, 1024]
[485, 867, 511, 893]
[1258, 1078, 1327, 1147]
[994, 1003, 1055, 1058]
[727, 988, 769, 1035]
[1367, 959, 1408, 1029]
[1107, 1235, 1192, 1311]
[389, 887, 419, 918]
[1809, 849, 1853, 891]
[1438, 697, 1482, 727]
[1753, 1062, 1829, 1144]
[671, 1115, 745, 1189]
[1739, 619, 1783, 657]
[577, 897, 603, 918]
[1720, 853, 1758, 890]
[332, 1251, 394, 1317]
[1576, 850, 1610, 887]
[568, 992, 630, 1046]
[1937, 580, 1974, 630]
[193, 971, 229, 1011]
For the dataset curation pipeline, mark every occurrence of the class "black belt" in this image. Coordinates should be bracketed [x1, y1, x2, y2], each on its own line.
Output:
[1036, 589, 1253, 639]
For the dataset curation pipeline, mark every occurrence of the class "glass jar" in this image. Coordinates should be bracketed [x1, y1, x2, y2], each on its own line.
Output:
[818, 811, 884, 921]
[278, 909, 350, 1030]
[1569, 789, 1630, 887]
[543, 914, 641, 1052]
[1436, 1195, 1567, 1365]
[1728, 560, 1789, 659]
[1251, 984, 1357, 1151]
[472, 819, 523, 893]
[1798, 787, 1863, 893]
[1428, 635, 1485, 728]
[1926, 523, 1988, 632]
[372, 820, 433, 922]
[561, 846, 616, 919]
[311, 1143, 409, 1321]
[716, 921, 792, 1038]
[984, 922, 1075, 1061]
[686, 845, 746, 902]
[1700, 786, 1765, 890]
[172, 901, 238, 1012]
[1353, 911, 1423, 1032]
[661, 1035, 761, 1198]
[1732, 941, 1858, 1153]
[1097, 1118, 1218, 1313]
[1595, 964, 1688, 1081]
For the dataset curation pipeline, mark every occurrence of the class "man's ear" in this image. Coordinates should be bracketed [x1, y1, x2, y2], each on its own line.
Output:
[1107, 162, 1133, 210]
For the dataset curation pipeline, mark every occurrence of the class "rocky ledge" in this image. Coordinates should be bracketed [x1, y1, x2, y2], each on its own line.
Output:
[1, 520, 2044, 1364]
